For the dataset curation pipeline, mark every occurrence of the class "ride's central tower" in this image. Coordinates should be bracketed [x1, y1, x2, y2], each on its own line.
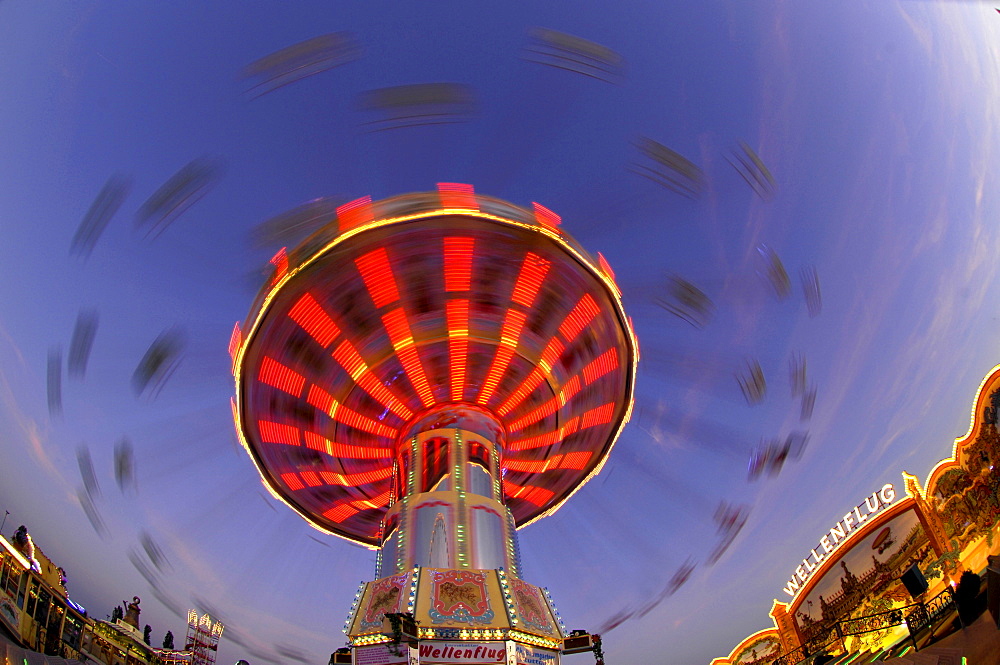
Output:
[233, 185, 636, 663]
[383, 404, 516, 577]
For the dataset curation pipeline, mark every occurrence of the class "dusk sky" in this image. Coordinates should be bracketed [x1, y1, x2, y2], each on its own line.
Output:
[1, 2, 999, 664]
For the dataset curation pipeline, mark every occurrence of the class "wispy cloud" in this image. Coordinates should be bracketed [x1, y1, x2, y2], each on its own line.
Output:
[0, 335, 62, 484]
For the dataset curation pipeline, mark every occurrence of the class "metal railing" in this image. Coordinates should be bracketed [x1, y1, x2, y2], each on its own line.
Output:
[769, 588, 957, 665]
[904, 587, 956, 636]
[840, 606, 907, 637]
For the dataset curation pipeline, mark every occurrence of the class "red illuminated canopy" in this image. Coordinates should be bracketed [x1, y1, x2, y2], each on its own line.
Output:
[234, 189, 636, 546]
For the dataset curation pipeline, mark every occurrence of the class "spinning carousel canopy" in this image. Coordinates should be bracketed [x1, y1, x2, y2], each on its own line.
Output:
[234, 189, 637, 546]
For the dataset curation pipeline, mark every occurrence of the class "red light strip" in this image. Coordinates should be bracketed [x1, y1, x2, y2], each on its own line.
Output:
[532, 202, 561, 231]
[503, 458, 549, 474]
[336, 196, 373, 232]
[331, 340, 413, 420]
[506, 345, 619, 432]
[525, 486, 554, 505]
[382, 308, 436, 407]
[437, 183, 478, 210]
[288, 292, 341, 347]
[339, 406, 398, 437]
[508, 416, 580, 451]
[508, 432, 559, 452]
[497, 336, 565, 416]
[305, 385, 398, 438]
[476, 252, 552, 404]
[558, 293, 600, 343]
[284, 467, 393, 491]
[258, 356, 306, 396]
[477, 346, 514, 406]
[318, 466, 393, 486]
[510, 253, 550, 307]
[332, 339, 364, 377]
[503, 450, 593, 473]
[561, 450, 592, 469]
[322, 489, 392, 523]
[477, 308, 528, 405]
[258, 420, 301, 446]
[446, 299, 469, 401]
[580, 402, 615, 430]
[582, 347, 619, 385]
[269, 247, 288, 285]
[508, 375, 581, 432]
[502, 480, 555, 506]
[304, 431, 393, 459]
[281, 472, 305, 491]
[539, 336, 565, 372]
[228, 322, 241, 360]
[561, 375, 582, 401]
[323, 503, 359, 523]
[443, 237, 475, 292]
[500, 310, 530, 347]
[355, 247, 400, 308]
[503, 479, 527, 499]
[508, 397, 558, 432]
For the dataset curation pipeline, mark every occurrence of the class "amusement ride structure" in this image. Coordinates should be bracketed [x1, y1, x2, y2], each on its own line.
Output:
[184, 610, 224, 665]
[232, 184, 637, 663]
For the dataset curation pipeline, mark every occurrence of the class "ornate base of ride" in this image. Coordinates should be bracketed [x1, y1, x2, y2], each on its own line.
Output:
[345, 567, 565, 665]
[341, 414, 571, 665]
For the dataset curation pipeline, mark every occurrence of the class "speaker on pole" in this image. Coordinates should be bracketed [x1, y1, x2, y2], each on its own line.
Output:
[900, 563, 928, 598]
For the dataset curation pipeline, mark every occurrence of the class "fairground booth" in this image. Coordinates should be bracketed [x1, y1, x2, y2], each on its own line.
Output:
[712, 364, 1000, 664]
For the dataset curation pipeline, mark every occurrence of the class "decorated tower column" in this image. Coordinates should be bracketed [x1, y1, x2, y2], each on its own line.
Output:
[233, 186, 636, 663]
[379, 405, 518, 577]
[902, 472, 952, 561]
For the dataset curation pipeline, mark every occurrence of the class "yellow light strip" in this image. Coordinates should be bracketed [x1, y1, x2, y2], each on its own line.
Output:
[508, 629, 561, 649]
[921, 363, 1000, 494]
[715, 627, 783, 663]
[0, 535, 31, 570]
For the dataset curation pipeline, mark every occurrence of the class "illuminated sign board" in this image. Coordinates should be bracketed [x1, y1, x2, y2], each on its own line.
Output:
[782, 483, 896, 599]
[510, 643, 558, 665]
[418, 641, 505, 663]
[354, 645, 409, 665]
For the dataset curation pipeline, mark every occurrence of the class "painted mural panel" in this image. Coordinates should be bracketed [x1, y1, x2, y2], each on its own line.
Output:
[509, 579, 556, 637]
[730, 634, 780, 665]
[792, 507, 933, 651]
[428, 569, 495, 625]
[358, 573, 409, 633]
[413, 569, 510, 630]
[930, 423, 1000, 554]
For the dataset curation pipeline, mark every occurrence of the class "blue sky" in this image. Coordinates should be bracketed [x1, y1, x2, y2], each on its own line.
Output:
[1, 2, 999, 664]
